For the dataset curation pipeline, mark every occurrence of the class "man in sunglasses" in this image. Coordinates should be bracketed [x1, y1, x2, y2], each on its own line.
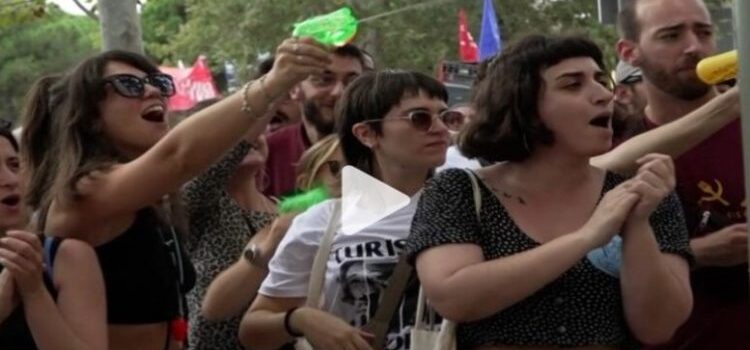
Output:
[611, 60, 648, 144]
[264, 44, 367, 198]
[614, 60, 647, 119]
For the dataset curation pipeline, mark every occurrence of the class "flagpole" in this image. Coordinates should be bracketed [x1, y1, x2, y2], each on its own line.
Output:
[734, 0, 750, 292]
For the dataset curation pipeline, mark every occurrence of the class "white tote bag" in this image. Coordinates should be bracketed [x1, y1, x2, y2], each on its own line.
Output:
[294, 201, 341, 350]
[410, 287, 457, 350]
[410, 168, 482, 350]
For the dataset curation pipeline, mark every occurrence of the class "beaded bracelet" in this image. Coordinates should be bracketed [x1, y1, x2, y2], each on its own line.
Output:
[240, 80, 259, 117]
[241, 75, 276, 118]
[257, 75, 275, 103]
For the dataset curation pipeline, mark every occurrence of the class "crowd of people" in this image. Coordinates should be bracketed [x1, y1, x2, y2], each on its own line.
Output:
[0, 0, 747, 349]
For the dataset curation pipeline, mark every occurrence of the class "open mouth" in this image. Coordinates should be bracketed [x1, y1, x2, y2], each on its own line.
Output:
[0, 194, 20, 207]
[589, 114, 611, 128]
[141, 105, 166, 123]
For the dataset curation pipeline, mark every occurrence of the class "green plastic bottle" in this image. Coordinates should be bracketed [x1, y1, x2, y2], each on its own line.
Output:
[292, 7, 359, 47]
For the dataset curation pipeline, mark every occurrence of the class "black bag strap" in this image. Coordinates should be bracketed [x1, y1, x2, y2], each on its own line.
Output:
[363, 254, 414, 349]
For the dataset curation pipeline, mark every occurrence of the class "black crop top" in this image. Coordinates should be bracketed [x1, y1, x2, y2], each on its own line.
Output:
[407, 169, 692, 350]
[95, 208, 196, 324]
[0, 237, 60, 349]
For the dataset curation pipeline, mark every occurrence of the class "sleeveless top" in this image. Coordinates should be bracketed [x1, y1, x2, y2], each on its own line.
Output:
[95, 207, 196, 324]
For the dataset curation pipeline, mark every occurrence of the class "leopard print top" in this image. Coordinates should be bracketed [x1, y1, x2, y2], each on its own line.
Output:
[183, 141, 276, 350]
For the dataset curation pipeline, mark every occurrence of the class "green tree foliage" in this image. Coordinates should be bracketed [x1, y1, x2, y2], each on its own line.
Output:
[163, 0, 623, 80]
[0, 4, 99, 121]
[141, 0, 187, 64]
[0, 0, 46, 28]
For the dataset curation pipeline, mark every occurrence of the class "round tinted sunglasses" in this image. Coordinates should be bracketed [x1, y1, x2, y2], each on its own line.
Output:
[364, 109, 466, 132]
[102, 73, 176, 98]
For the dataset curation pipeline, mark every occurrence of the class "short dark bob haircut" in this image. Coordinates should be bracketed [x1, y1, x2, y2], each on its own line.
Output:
[459, 34, 607, 163]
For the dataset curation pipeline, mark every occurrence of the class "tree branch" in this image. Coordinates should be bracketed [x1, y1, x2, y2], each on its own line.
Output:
[71, 0, 98, 21]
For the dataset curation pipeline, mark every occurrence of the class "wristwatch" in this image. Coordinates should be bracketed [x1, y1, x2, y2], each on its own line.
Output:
[243, 243, 264, 267]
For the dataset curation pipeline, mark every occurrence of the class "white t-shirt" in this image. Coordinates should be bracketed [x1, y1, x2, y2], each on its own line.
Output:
[436, 145, 481, 172]
[261, 196, 421, 350]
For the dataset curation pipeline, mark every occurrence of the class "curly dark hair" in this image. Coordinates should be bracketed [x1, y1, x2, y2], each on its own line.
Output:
[459, 34, 607, 163]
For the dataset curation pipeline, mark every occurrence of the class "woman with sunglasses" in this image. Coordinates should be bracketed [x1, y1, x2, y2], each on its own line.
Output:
[0, 118, 107, 350]
[407, 35, 692, 350]
[240, 70, 452, 350]
[20, 38, 331, 350]
[200, 133, 344, 328]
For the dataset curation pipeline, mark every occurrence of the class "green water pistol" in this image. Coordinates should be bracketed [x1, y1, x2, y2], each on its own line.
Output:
[292, 7, 359, 47]
[278, 186, 331, 214]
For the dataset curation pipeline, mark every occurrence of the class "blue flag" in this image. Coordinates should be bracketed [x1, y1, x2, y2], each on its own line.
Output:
[479, 0, 502, 61]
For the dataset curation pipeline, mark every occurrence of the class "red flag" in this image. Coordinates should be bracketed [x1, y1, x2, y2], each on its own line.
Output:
[161, 56, 221, 111]
[458, 9, 479, 63]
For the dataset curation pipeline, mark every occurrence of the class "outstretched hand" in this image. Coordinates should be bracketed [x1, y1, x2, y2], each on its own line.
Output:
[264, 37, 333, 98]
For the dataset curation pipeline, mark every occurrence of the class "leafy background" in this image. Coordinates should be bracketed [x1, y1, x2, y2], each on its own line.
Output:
[0, 0, 734, 121]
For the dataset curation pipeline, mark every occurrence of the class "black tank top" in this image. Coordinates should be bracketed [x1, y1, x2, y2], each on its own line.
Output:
[95, 208, 196, 324]
[0, 237, 60, 349]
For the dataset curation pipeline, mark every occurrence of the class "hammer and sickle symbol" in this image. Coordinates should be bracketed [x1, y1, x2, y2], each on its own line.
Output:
[698, 179, 730, 206]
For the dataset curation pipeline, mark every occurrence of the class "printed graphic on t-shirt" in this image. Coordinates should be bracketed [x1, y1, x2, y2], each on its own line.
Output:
[328, 238, 418, 350]
[695, 178, 746, 223]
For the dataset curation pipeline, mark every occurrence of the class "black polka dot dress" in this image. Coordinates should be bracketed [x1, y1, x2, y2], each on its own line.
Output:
[407, 168, 692, 350]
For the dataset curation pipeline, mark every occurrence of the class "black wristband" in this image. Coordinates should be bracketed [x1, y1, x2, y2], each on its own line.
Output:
[284, 307, 304, 338]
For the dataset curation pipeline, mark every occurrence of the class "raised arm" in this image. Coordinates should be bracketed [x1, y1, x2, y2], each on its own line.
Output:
[618, 154, 692, 345]
[202, 214, 296, 320]
[58, 39, 331, 228]
[592, 86, 739, 175]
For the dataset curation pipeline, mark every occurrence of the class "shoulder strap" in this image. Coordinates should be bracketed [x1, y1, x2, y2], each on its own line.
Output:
[462, 169, 482, 221]
[305, 200, 342, 308]
[43, 236, 63, 280]
[364, 254, 414, 349]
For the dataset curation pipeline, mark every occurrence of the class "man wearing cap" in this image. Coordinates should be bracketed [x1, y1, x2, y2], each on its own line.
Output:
[614, 60, 647, 119]
[612, 61, 648, 144]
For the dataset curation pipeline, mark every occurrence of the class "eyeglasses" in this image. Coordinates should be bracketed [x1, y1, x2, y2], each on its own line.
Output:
[325, 160, 342, 177]
[620, 75, 643, 85]
[102, 73, 176, 98]
[364, 110, 465, 132]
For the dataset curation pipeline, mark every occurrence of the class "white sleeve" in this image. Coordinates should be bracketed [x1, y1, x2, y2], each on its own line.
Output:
[259, 200, 334, 298]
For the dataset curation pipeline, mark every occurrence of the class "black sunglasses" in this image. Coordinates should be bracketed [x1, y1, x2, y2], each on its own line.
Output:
[102, 73, 176, 98]
[364, 110, 465, 132]
[620, 75, 643, 85]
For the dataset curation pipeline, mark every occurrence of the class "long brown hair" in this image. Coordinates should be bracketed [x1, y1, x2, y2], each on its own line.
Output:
[20, 75, 66, 209]
[21, 51, 191, 236]
[38, 50, 160, 209]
